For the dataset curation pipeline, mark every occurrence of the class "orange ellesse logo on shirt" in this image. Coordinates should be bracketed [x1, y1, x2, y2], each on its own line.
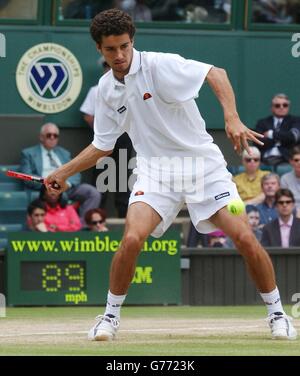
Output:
[143, 93, 152, 100]
[135, 191, 144, 196]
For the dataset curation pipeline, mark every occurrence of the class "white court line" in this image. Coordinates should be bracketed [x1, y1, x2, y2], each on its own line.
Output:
[122, 325, 262, 332]
[0, 325, 262, 338]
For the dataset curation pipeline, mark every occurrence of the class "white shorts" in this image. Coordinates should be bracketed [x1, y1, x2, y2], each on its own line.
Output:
[129, 162, 240, 238]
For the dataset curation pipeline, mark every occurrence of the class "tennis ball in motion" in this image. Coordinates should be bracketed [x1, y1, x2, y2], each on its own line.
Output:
[227, 199, 245, 216]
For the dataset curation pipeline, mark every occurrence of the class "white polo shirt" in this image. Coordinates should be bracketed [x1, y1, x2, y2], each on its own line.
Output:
[92, 49, 225, 177]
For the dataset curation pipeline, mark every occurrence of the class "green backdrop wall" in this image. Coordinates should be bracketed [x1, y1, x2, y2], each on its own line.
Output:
[0, 27, 299, 172]
[0, 27, 299, 129]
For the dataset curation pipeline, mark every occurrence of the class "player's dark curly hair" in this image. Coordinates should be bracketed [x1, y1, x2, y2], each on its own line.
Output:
[90, 8, 136, 45]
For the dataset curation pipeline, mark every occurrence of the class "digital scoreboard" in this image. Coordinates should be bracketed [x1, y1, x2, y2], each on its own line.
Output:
[21, 261, 86, 292]
[7, 231, 181, 306]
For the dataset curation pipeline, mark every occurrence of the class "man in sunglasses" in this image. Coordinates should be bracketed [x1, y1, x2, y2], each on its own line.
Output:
[261, 189, 300, 247]
[233, 146, 269, 205]
[255, 93, 300, 166]
[20, 123, 101, 224]
[281, 145, 300, 214]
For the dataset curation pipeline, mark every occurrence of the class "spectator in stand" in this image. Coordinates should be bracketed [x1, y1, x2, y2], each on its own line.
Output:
[63, 0, 112, 19]
[287, 0, 300, 23]
[233, 146, 269, 204]
[148, 0, 183, 21]
[246, 205, 263, 241]
[280, 145, 300, 216]
[252, 0, 293, 24]
[80, 57, 111, 131]
[20, 123, 101, 224]
[39, 185, 82, 232]
[225, 205, 262, 248]
[115, 0, 152, 21]
[84, 208, 109, 232]
[256, 173, 280, 225]
[207, 229, 226, 248]
[261, 188, 300, 247]
[26, 199, 48, 232]
[180, 0, 231, 23]
[255, 93, 300, 166]
[186, 222, 207, 247]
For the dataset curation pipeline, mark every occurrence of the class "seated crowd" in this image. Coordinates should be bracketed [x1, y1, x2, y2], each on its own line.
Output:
[26, 197, 109, 233]
[61, 0, 231, 23]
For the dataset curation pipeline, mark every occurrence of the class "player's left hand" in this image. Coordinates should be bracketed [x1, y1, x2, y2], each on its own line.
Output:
[45, 169, 69, 194]
[225, 117, 264, 155]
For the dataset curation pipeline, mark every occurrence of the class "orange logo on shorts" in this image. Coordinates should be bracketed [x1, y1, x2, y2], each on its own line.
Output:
[135, 191, 144, 196]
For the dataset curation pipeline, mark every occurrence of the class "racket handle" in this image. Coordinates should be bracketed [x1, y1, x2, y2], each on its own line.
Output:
[44, 179, 60, 190]
[52, 182, 60, 190]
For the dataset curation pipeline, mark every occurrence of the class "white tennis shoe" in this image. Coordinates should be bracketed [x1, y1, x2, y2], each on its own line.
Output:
[267, 312, 297, 340]
[88, 314, 120, 341]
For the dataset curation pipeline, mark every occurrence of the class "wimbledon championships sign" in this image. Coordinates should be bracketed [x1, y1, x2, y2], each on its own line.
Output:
[16, 43, 82, 114]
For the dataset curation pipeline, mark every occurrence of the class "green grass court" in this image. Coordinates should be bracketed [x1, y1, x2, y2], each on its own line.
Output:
[0, 306, 299, 356]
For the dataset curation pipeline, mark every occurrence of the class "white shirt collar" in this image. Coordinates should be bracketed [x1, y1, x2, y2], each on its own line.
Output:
[127, 48, 141, 76]
[279, 215, 293, 227]
[40, 144, 51, 154]
[273, 116, 283, 123]
[113, 48, 141, 87]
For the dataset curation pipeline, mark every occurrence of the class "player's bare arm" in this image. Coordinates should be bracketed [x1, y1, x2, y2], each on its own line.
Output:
[46, 144, 112, 193]
[83, 114, 94, 129]
[206, 67, 264, 155]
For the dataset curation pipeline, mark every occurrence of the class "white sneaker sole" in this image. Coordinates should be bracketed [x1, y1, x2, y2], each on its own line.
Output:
[94, 331, 115, 341]
[272, 336, 297, 340]
[272, 332, 297, 340]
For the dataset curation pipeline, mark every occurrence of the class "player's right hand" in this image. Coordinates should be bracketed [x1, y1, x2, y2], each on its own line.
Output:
[225, 118, 264, 155]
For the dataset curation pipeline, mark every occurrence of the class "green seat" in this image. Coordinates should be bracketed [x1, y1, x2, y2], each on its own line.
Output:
[276, 164, 293, 177]
[0, 182, 23, 191]
[0, 165, 20, 183]
[0, 212, 26, 224]
[261, 165, 274, 173]
[0, 224, 23, 232]
[0, 238, 7, 249]
[27, 190, 40, 203]
[0, 191, 28, 210]
[228, 164, 273, 176]
[0, 191, 28, 224]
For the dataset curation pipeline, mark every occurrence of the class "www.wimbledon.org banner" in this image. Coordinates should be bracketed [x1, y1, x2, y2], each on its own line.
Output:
[6, 231, 181, 306]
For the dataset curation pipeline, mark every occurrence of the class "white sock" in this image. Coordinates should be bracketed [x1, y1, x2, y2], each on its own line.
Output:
[104, 290, 126, 319]
[260, 286, 285, 316]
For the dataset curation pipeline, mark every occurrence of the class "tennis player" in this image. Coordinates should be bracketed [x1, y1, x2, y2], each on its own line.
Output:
[46, 9, 297, 341]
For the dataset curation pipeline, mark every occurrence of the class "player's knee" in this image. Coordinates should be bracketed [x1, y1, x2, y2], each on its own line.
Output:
[233, 230, 258, 256]
[121, 233, 145, 254]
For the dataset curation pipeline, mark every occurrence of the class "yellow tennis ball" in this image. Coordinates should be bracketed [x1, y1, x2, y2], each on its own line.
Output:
[227, 199, 245, 216]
